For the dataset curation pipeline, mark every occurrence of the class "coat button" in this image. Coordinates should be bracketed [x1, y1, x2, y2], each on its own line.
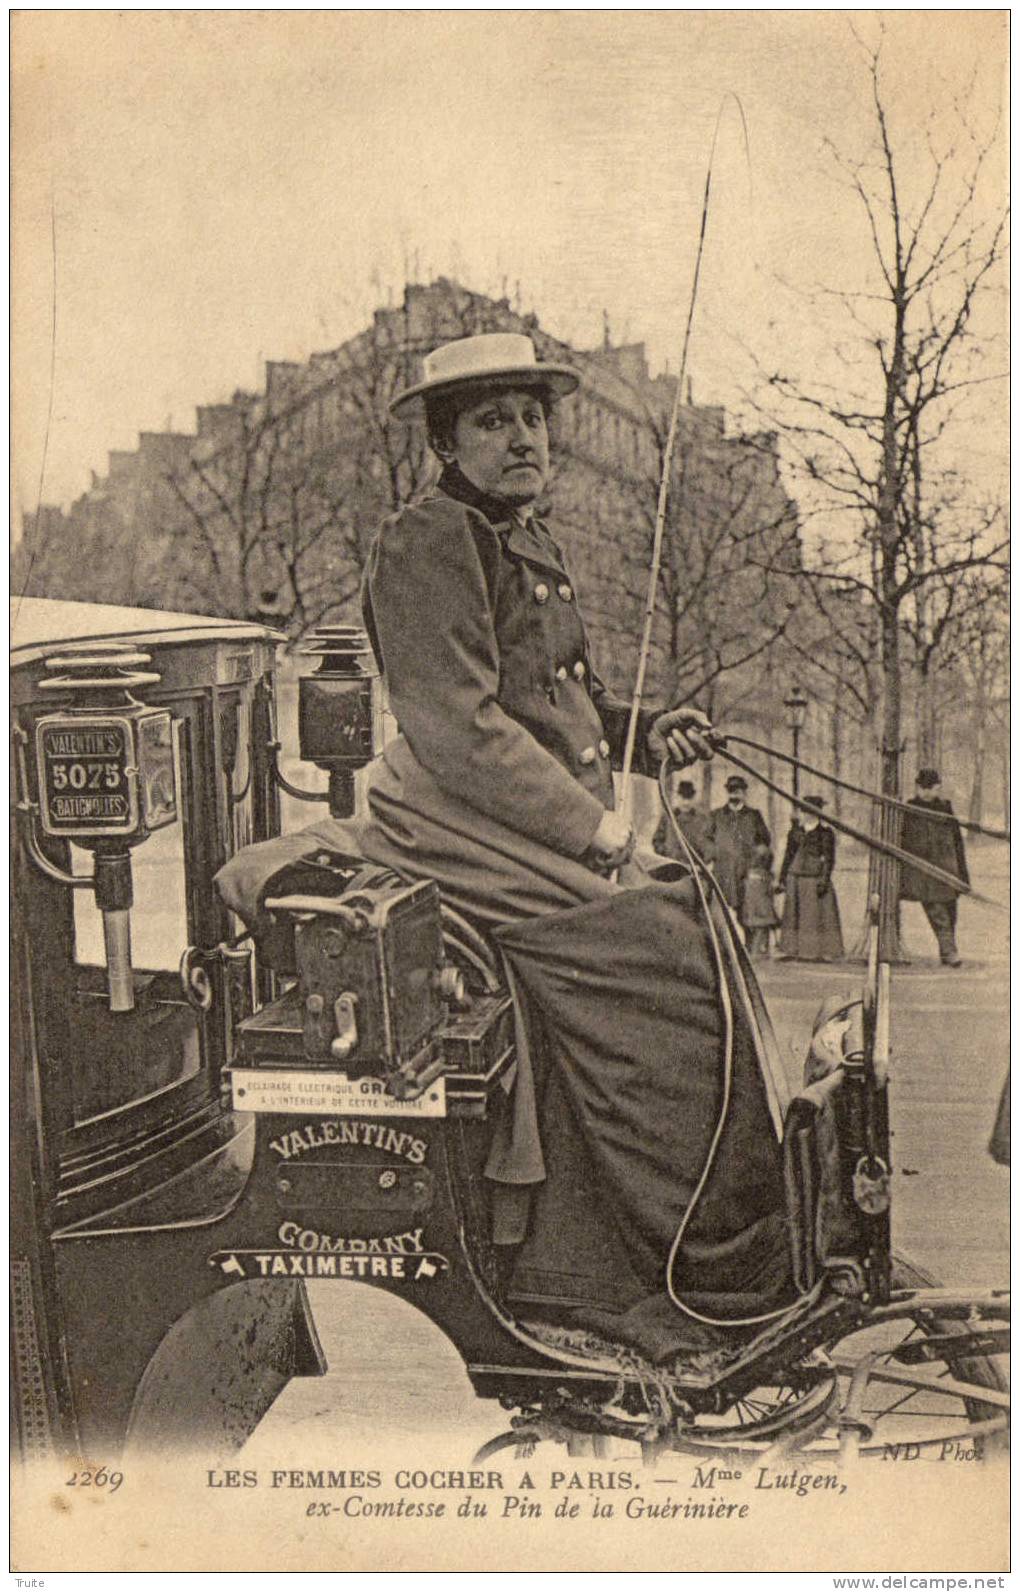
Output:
[533, 582, 549, 604]
[555, 665, 568, 681]
[572, 660, 586, 681]
[598, 739, 610, 759]
[558, 582, 573, 602]
[578, 746, 596, 766]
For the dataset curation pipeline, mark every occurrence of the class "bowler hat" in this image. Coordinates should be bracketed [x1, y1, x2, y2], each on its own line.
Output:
[916, 767, 940, 789]
[802, 794, 826, 810]
[676, 780, 697, 799]
[390, 333, 580, 418]
[725, 775, 747, 793]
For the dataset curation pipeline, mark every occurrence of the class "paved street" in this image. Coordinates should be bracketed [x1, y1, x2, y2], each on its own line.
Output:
[759, 848, 1009, 1287]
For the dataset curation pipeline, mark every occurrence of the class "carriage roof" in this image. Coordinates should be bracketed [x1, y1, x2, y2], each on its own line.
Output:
[10, 597, 283, 669]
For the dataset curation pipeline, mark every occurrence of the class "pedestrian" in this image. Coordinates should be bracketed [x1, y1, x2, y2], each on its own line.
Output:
[653, 776, 714, 863]
[777, 795, 844, 961]
[741, 842, 779, 956]
[898, 767, 969, 966]
[708, 775, 771, 917]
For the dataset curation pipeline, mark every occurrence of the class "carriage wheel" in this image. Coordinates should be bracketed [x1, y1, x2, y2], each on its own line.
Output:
[818, 1256, 1008, 1461]
[673, 1257, 1008, 1463]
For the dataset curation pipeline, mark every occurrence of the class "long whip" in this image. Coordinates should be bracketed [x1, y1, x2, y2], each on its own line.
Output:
[617, 96, 749, 823]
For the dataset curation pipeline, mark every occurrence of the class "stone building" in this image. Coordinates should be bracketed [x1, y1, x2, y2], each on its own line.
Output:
[17, 279, 803, 815]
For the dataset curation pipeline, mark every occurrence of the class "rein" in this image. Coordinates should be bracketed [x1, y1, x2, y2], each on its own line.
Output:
[707, 738, 1006, 914]
[655, 757, 826, 1330]
[724, 733, 1010, 843]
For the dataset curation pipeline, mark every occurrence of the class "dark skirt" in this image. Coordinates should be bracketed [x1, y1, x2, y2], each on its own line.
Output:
[217, 738, 796, 1357]
[779, 877, 845, 961]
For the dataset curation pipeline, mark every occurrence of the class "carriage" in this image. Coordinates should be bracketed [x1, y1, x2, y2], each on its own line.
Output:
[10, 598, 1009, 1468]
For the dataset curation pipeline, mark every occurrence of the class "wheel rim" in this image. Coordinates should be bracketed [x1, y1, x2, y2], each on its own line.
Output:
[821, 1306, 1008, 1457]
[677, 1305, 1007, 1461]
[673, 1378, 838, 1456]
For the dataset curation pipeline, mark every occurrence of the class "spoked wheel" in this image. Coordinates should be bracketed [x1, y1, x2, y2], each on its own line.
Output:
[819, 1258, 1009, 1462]
[672, 1376, 839, 1458]
[673, 1258, 1008, 1464]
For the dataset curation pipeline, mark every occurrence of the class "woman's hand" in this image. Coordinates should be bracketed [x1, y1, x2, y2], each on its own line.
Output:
[587, 808, 636, 874]
[648, 707, 716, 768]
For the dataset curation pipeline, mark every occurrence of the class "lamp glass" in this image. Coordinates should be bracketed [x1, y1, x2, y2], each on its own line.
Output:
[784, 689, 809, 731]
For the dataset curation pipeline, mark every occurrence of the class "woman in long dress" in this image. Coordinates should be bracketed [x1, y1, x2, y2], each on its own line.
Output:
[218, 334, 795, 1359]
[777, 796, 845, 961]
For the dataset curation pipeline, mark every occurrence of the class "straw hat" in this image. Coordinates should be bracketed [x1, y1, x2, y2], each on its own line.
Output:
[389, 333, 580, 418]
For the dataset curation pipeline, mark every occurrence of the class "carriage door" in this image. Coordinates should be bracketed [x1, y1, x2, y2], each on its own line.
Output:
[18, 637, 277, 1226]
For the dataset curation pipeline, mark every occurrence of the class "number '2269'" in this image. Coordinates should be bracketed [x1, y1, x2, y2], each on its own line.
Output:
[66, 1467, 124, 1491]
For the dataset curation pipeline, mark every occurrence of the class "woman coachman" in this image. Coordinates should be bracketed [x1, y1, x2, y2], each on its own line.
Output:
[218, 335, 794, 1359]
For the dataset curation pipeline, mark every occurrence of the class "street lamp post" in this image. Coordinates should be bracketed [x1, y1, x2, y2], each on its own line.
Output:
[783, 686, 809, 800]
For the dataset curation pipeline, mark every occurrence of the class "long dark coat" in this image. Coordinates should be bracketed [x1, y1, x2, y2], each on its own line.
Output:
[218, 467, 794, 1356]
[898, 796, 969, 903]
[707, 804, 771, 913]
[362, 465, 662, 854]
[778, 822, 844, 960]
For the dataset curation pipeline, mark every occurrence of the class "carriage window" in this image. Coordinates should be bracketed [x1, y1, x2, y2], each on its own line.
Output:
[69, 1000, 201, 1126]
[70, 732, 188, 973]
[65, 722, 202, 1125]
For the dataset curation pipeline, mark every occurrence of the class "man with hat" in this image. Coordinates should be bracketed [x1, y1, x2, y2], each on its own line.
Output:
[707, 775, 771, 917]
[653, 776, 714, 863]
[898, 767, 969, 966]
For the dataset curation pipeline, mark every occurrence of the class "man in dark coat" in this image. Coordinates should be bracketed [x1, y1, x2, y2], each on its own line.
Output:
[653, 777, 714, 862]
[708, 775, 771, 916]
[898, 767, 969, 966]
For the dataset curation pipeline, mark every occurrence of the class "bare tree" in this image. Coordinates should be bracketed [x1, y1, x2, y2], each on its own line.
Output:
[936, 569, 1010, 824]
[749, 32, 1008, 954]
[551, 355, 803, 727]
[165, 390, 366, 636]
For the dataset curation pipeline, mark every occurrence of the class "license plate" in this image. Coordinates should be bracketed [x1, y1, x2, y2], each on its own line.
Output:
[36, 717, 135, 835]
[229, 1068, 447, 1118]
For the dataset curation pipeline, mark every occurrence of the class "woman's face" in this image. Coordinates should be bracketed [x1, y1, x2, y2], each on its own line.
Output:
[449, 387, 550, 505]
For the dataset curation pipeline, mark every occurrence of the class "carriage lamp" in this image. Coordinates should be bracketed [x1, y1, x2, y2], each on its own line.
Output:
[21, 643, 178, 1013]
[270, 626, 383, 819]
[783, 685, 809, 800]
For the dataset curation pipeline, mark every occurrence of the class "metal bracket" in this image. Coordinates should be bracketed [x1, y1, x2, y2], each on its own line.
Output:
[179, 937, 254, 1011]
[12, 724, 93, 889]
[265, 740, 329, 804]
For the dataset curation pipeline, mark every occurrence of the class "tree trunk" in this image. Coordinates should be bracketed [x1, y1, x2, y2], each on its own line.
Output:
[915, 661, 938, 766]
[871, 602, 907, 963]
[854, 292, 908, 962]
[830, 688, 844, 820]
[968, 715, 986, 825]
[909, 427, 937, 766]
